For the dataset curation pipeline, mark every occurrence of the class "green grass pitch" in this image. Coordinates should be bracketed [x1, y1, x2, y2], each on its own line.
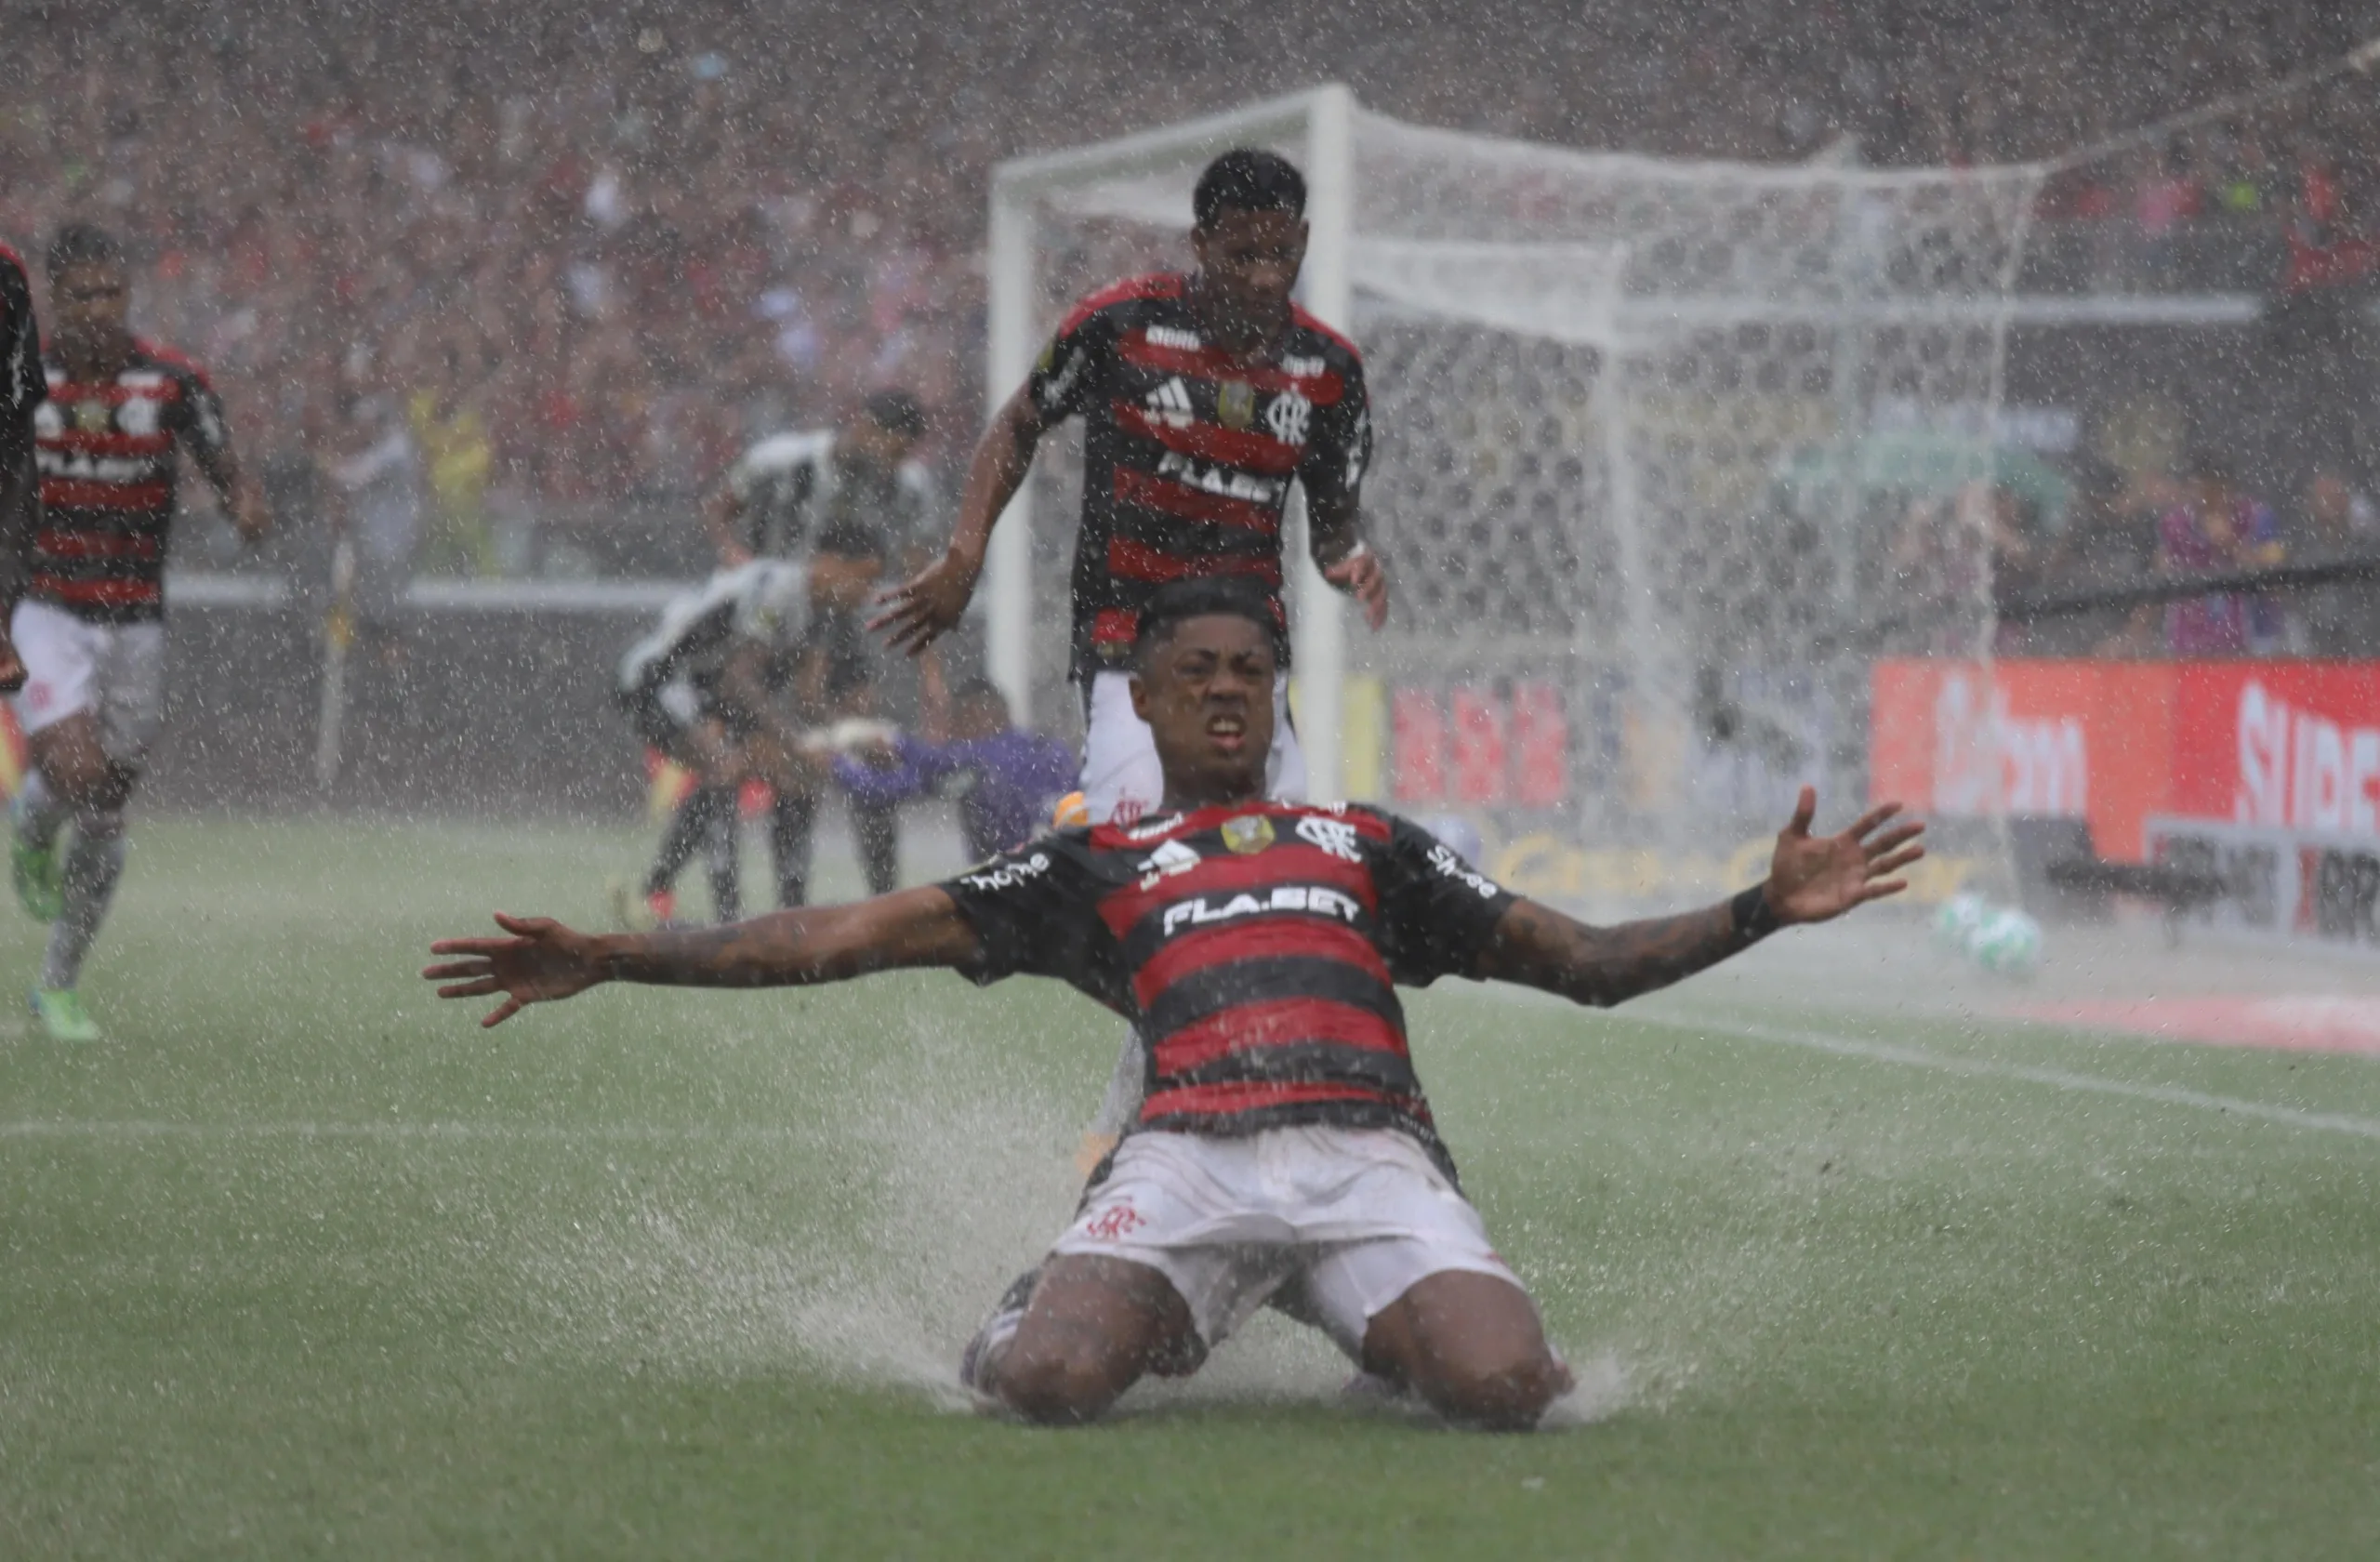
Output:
[3, 818, 2377, 1557]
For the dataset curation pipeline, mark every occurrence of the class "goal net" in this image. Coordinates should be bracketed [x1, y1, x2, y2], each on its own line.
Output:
[987, 87, 2043, 902]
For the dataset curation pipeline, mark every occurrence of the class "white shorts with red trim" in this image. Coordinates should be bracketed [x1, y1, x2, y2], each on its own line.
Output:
[1049, 1125, 1524, 1358]
[1078, 668, 1304, 827]
[9, 599, 165, 762]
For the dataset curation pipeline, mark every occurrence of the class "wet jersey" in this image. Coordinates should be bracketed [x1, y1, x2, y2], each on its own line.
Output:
[617, 560, 815, 713]
[0, 244, 39, 477]
[938, 801, 1518, 1174]
[31, 340, 233, 622]
[724, 430, 939, 565]
[1026, 272, 1370, 678]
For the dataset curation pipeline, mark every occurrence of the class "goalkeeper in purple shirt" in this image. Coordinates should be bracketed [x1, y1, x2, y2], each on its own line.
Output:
[833, 675, 1076, 860]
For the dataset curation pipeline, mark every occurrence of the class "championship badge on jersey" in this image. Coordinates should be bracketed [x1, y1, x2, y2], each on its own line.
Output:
[73, 400, 111, 434]
[1220, 814, 1275, 854]
[1216, 380, 1256, 430]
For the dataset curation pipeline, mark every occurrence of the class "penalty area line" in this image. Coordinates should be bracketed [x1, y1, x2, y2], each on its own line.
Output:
[1473, 989, 2380, 1144]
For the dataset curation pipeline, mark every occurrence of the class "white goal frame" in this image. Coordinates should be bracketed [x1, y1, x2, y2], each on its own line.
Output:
[985, 86, 1358, 798]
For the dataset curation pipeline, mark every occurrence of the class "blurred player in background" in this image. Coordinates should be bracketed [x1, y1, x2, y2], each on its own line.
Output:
[0, 235, 39, 694]
[706, 389, 937, 898]
[615, 524, 888, 926]
[830, 670, 1076, 861]
[875, 149, 1388, 824]
[8, 224, 269, 1041]
[706, 390, 938, 573]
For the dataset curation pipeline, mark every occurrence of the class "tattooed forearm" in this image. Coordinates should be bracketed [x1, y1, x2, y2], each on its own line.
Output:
[593, 888, 976, 990]
[1482, 897, 1760, 1008]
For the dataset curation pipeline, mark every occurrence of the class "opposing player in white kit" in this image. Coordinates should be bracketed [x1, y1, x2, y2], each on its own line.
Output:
[8, 225, 268, 1041]
[428, 579, 1925, 1429]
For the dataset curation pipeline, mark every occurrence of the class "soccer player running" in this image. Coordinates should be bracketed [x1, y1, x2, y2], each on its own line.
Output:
[7, 225, 268, 1041]
[872, 149, 1387, 823]
[428, 578, 1924, 1431]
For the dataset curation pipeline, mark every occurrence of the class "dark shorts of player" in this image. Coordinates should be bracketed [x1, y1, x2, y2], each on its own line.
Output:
[615, 677, 759, 768]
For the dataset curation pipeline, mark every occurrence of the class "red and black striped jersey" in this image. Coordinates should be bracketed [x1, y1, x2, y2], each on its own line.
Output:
[31, 340, 233, 622]
[1026, 272, 1370, 678]
[939, 801, 1515, 1174]
[0, 243, 40, 473]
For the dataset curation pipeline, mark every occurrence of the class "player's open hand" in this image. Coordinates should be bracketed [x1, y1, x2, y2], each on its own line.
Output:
[870, 549, 981, 655]
[1762, 787, 1925, 926]
[1322, 547, 1390, 630]
[423, 913, 606, 1027]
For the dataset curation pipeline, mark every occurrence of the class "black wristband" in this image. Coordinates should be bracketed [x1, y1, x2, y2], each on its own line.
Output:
[1731, 883, 1782, 941]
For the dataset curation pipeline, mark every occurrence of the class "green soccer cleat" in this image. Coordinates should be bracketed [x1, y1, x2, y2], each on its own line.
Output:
[12, 832, 62, 923]
[30, 987, 99, 1043]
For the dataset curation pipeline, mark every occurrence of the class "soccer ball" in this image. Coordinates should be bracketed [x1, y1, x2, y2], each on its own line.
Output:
[1968, 908, 2043, 977]
[1933, 892, 1990, 955]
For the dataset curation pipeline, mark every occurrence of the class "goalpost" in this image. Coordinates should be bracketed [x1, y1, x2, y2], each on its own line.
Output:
[986, 86, 2042, 880]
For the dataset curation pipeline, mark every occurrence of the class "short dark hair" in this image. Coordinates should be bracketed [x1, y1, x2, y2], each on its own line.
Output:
[1193, 150, 1305, 231]
[1134, 576, 1277, 668]
[861, 389, 927, 440]
[46, 222, 123, 277]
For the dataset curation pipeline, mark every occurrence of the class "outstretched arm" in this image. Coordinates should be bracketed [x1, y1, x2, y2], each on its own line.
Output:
[870, 386, 1047, 655]
[1476, 788, 1924, 1008]
[423, 885, 982, 1028]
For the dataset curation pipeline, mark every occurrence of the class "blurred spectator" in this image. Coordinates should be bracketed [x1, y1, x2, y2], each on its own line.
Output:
[2290, 468, 2380, 656]
[2159, 454, 2284, 656]
[2037, 459, 2162, 657]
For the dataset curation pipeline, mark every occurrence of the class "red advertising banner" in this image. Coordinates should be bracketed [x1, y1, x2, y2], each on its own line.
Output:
[1872, 658, 2380, 859]
[1391, 682, 1571, 810]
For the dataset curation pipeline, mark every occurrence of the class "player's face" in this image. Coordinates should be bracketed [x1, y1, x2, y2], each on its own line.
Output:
[1130, 615, 1276, 803]
[1191, 208, 1306, 338]
[51, 262, 131, 363]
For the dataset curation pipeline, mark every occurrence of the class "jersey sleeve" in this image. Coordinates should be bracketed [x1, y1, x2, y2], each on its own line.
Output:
[172, 364, 236, 490]
[1025, 298, 1117, 426]
[935, 833, 1113, 991]
[1297, 350, 1370, 510]
[1370, 813, 1523, 986]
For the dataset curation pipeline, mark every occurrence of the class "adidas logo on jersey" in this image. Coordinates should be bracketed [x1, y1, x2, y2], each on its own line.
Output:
[1144, 377, 1194, 430]
[1136, 838, 1200, 890]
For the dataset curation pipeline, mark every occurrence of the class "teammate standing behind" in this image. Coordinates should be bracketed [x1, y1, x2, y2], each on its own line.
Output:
[875, 149, 1389, 824]
[7, 224, 269, 1041]
[0, 236, 40, 694]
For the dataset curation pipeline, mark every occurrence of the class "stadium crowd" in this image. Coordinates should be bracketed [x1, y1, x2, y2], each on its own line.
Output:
[0, 0, 2373, 654]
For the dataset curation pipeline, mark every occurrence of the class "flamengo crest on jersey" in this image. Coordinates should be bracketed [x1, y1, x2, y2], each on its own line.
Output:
[32, 341, 233, 622]
[1025, 272, 1370, 678]
[937, 801, 1519, 1177]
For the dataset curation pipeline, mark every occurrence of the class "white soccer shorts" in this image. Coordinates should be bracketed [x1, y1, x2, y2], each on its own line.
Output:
[1078, 668, 1304, 827]
[10, 600, 167, 764]
[1049, 1125, 1526, 1359]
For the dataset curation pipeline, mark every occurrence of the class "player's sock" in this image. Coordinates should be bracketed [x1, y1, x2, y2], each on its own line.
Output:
[769, 792, 816, 908]
[13, 771, 68, 852]
[643, 786, 726, 900]
[853, 797, 899, 897]
[704, 798, 741, 923]
[41, 810, 126, 993]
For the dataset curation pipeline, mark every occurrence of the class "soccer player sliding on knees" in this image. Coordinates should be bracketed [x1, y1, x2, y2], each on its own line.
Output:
[425, 579, 1924, 1431]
